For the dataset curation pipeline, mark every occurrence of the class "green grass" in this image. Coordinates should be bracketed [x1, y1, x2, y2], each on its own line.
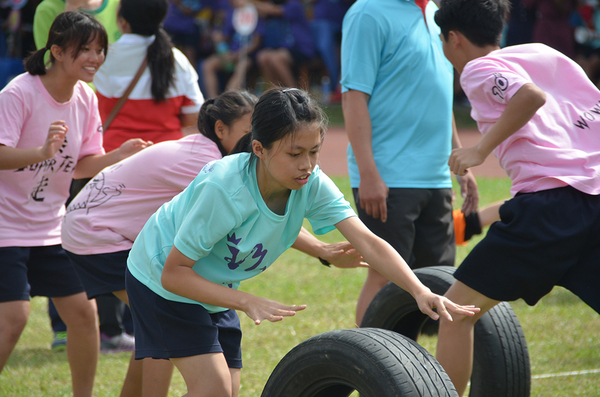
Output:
[3, 177, 599, 396]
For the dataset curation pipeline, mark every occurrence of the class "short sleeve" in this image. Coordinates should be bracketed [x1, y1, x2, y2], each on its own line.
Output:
[461, 59, 531, 117]
[0, 88, 26, 148]
[340, 10, 382, 95]
[174, 49, 204, 115]
[304, 168, 356, 235]
[78, 88, 105, 159]
[174, 181, 243, 261]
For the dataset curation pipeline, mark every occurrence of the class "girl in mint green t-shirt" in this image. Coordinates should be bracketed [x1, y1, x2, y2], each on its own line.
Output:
[125, 88, 480, 397]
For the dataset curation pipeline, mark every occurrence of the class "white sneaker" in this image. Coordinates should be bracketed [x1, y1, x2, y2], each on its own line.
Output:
[100, 332, 135, 353]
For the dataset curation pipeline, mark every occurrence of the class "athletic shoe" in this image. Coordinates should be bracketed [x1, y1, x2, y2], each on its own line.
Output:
[100, 332, 135, 353]
[51, 331, 68, 352]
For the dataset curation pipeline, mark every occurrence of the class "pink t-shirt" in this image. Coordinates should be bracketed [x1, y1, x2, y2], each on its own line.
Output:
[461, 43, 600, 196]
[61, 134, 222, 255]
[0, 73, 104, 247]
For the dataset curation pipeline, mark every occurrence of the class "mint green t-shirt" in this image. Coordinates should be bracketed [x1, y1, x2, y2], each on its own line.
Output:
[127, 153, 356, 313]
[33, 0, 122, 49]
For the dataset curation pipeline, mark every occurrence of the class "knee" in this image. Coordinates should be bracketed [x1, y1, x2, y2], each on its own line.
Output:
[256, 51, 270, 68]
[0, 310, 28, 343]
[60, 298, 98, 331]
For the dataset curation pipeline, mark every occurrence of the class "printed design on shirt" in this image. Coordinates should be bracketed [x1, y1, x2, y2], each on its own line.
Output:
[202, 161, 217, 174]
[14, 135, 75, 202]
[574, 100, 600, 130]
[224, 232, 268, 273]
[66, 172, 124, 214]
[491, 73, 509, 100]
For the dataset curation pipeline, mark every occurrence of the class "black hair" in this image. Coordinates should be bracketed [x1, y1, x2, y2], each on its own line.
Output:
[118, 0, 175, 103]
[434, 0, 510, 47]
[231, 88, 328, 156]
[198, 90, 258, 156]
[24, 11, 108, 75]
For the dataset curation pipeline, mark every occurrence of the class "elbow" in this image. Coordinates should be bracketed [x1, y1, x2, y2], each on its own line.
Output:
[161, 269, 177, 294]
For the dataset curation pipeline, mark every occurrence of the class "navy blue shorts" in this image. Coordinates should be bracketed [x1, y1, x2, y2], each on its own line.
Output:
[353, 187, 455, 270]
[66, 250, 129, 299]
[0, 245, 86, 302]
[455, 186, 600, 313]
[125, 269, 243, 368]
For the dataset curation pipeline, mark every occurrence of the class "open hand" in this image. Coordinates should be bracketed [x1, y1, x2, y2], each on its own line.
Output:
[415, 290, 480, 322]
[244, 296, 307, 325]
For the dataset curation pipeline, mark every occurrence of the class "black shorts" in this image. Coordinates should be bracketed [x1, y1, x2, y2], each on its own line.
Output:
[0, 245, 86, 302]
[125, 269, 243, 368]
[66, 250, 129, 299]
[353, 187, 455, 270]
[455, 186, 600, 313]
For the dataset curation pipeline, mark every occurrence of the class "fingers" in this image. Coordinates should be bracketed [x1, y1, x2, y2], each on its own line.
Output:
[253, 304, 307, 325]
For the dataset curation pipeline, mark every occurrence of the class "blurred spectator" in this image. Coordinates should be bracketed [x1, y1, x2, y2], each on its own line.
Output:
[163, 0, 203, 68]
[573, 0, 600, 86]
[201, 0, 264, 98]
[254, 0, 315, 88]
[33, 0, 121, 48]
[94, 0, 204, 152]
[524, 0, 577, 58]
[504, 0, 535, 46]
[309, 0, 352, 102]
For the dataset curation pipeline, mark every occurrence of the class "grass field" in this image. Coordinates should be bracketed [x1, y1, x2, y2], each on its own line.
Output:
[2, 176, 599, 396]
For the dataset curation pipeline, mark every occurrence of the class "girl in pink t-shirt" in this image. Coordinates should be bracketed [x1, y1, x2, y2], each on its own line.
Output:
[0, 11, 149, 396]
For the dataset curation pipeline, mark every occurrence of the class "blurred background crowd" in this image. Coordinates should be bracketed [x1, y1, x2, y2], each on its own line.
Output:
[3, 0, 600, 103]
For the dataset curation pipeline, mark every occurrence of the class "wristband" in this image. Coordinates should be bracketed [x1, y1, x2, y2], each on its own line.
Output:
[318, 257, 331, 267]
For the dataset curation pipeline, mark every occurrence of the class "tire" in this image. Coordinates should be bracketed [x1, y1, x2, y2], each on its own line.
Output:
[360, 266, 530, 397]
[261, 328, 458, 397]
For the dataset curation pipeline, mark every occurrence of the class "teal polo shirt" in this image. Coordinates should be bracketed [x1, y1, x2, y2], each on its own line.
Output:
[340, 0, 454, 189]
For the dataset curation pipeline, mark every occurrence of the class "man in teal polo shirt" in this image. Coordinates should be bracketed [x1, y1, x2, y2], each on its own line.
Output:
[341, 0, 479, 325]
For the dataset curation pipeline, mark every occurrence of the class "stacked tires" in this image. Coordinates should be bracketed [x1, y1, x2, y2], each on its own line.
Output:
[360, 266, 530, 397]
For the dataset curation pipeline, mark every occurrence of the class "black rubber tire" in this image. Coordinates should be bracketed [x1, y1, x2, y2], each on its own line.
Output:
[261, 327, 458, 397]
[360, 266, 530, 397]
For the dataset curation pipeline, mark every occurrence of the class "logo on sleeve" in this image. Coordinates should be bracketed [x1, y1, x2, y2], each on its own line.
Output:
[491, 73, 509, 100]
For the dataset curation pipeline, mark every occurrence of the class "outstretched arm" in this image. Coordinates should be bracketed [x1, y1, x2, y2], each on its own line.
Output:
[74, 138, 151, 179]
[449, 83, 546, 176]
[161, 245, 306, 325]
[336, 216, 480, 321]
[291, 227, 368, 269]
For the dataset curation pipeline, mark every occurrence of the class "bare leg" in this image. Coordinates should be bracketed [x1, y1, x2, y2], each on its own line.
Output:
[171, 353, 233, 397]
[436, 281, 499, 396]
[477, 201, 503, 229]
[225, 58, 251, 92]
[53, 293, 99, 397]
[229, 368, 241, 397]
[0, 300, 30, 372]
[112, 290, 174, 397]
[202, 55, 225, 99]
[143, 358, 175, 397]
[355, 268, 389, 326]
[266, 49, 296, 88]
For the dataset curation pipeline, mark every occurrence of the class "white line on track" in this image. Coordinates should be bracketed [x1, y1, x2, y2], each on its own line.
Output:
[532, 369, 600, 379]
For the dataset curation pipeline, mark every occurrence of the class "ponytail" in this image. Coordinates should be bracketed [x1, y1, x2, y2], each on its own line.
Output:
[198, 90, 257, 156]
[24, 48, 49, 75]
[146, 28, 175, 103]
[119, 0, 174, 103]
